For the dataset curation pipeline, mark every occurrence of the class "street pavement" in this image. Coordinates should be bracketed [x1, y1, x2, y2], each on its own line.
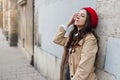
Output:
[0, 28, 46, 80]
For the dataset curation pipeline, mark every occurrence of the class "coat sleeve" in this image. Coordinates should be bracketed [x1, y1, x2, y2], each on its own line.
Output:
[71, 36, 98, 80]
[53, 25, 68, 46]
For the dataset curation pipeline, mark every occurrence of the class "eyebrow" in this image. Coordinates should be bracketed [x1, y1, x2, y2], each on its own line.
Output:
[81, 13, 85, 15]
[78, 13, 86, 16]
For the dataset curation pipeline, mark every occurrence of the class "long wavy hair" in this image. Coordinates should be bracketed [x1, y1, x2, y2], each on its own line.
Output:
[65, 10, 98, 54]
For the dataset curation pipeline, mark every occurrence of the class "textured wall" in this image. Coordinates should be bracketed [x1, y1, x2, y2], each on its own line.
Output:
[0, 0, 3, 27]
[18, 0, 34, 55]
[2, 0, 8, 38]
[0, 12, 2, 27]
[96, 0, 120, 80]
[96, 0, 120, 69]
[34, 47, 61, 80]
[7, 0, 18, 46]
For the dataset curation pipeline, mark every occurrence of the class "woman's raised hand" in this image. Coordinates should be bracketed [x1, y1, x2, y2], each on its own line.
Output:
[66, 12, 79, 27]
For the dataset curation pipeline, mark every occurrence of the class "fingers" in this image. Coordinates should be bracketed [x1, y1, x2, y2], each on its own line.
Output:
[66, 12, 79, 27]
[73, 12, 79, 20]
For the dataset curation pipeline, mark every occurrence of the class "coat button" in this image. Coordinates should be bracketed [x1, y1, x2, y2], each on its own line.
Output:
[71, 75, 73, 78]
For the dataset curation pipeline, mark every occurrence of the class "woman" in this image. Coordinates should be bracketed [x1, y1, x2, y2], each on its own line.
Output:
[53, 7, 98, 80]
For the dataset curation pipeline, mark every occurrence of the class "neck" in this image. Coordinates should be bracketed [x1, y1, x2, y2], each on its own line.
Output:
[77, 27, 83, 31]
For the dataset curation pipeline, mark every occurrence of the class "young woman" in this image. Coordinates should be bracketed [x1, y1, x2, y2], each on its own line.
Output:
[53, 7, 98, 80]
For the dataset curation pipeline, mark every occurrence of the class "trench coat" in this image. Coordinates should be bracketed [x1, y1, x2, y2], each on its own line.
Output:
[53, 25, 98, 80]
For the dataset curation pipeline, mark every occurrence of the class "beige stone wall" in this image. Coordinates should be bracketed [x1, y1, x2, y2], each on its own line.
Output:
[95, 0, 120, 80]
[18, 0, 34, 56]
[0, 0, 3, 27]
[34, 47, 60, 80]
[2, 0, 8, 38]
[96, 0, 120, 69]
[7, 0, 18, 46]
[0, 12, 2, 27]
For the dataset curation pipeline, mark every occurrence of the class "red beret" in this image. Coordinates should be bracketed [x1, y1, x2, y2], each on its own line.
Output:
[83, 7, 98, 28]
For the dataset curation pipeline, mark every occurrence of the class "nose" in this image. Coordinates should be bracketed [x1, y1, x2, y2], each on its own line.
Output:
[75, 15, 80, 21]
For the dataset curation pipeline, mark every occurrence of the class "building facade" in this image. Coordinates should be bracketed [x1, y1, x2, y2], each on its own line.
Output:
[2, 0, 34, 58]
[17, 0, 34, 59]
[1, 0, 120, 80]
[2, 0, 18, 46]
[2, 0, 8, 40]
[0, 0, 3, 27]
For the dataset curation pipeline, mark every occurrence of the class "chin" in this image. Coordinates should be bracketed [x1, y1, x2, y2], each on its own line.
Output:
[74, 23, 78, 26]
[74, 24, 79, 26]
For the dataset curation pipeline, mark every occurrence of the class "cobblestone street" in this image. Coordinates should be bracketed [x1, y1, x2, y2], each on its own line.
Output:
[0, 29, 46, 80]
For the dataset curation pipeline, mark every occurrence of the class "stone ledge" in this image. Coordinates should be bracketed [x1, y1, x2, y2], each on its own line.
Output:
[96, 68, 116, 80]
[17, 0, 26, 6]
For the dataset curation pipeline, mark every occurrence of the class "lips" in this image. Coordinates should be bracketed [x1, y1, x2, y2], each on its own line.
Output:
[75, 20, 79, 23]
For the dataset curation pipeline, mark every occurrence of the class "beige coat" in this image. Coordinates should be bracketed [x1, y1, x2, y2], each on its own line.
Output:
[53, 26, 98, 80]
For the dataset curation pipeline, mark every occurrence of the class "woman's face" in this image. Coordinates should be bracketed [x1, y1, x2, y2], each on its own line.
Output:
[74, 9, 87, 28]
